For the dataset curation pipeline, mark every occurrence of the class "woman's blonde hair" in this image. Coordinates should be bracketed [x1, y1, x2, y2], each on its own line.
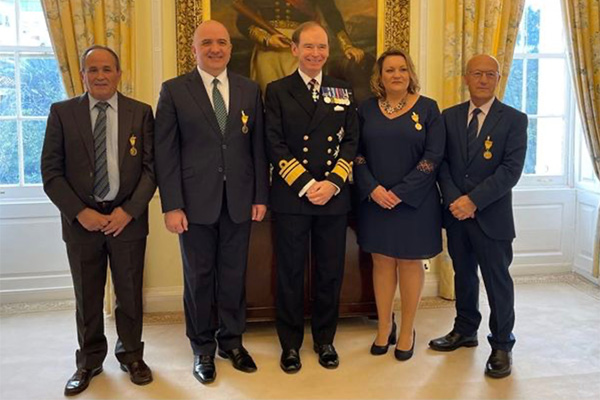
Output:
[370, 48, 420, 99]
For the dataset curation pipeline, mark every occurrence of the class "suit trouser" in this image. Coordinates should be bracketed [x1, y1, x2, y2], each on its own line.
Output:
[274, 213, 347, 351]
[446, 218, 516, 351]
[180, 194, 252, 356]
[66, 234, 146, 370]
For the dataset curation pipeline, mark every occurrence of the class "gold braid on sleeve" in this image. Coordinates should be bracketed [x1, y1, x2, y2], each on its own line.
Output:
[248, 26, 271, 47]
[336, 31, 354, 52]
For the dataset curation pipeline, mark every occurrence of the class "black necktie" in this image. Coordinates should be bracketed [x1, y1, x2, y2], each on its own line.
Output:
[93, 102, 110, 199]
[467, 108, 482, 159]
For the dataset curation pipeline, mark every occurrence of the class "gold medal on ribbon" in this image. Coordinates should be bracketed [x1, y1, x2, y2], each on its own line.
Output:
[483, 136, 493, 159]
[241, 110, 249, 134]
[129, 135, 137, 156]
[411, 112, 422, 131]
[324, 96, 331, 104]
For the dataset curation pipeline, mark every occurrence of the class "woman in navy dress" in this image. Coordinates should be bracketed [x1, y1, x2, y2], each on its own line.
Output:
[354, 49, 445, 360]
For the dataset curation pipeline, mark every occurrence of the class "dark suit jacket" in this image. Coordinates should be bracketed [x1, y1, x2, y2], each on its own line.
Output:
[41, 92, 156, 243]
[438, 98, 528, 240]
[265, 71, 359, 215]
[154, 70, 269, 225]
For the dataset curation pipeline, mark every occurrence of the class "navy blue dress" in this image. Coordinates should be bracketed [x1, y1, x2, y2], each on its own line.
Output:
[354, 96, 445, 259]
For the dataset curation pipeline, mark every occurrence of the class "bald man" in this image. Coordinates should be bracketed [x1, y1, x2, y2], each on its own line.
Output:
[431, 54, 527, 378]
[154, 20, 269, 384]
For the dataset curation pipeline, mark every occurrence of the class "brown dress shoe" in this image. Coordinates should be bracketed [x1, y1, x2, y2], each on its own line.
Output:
[120, 360, 153, 385]
[64, 367, 103, 396]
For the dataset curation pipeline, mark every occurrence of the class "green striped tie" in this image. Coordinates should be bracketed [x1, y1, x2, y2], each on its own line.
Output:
[212, 78, 227, 134]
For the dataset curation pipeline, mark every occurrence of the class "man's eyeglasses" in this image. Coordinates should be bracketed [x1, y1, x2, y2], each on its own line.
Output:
[468, 71, 499, 80]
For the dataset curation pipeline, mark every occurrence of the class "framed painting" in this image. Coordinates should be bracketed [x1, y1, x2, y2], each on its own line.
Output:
[175, 0, 410, 103]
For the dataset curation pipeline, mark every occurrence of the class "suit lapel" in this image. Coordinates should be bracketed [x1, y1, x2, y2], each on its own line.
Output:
[456, 101, 470, 165]
[288, 71, 316, 117]
[117, 93, 134, 168]
[186, 70, 222, 138]
[73, 93, 95, 167]
[226, 73, 242, 138]
[467, 98, 503, 166]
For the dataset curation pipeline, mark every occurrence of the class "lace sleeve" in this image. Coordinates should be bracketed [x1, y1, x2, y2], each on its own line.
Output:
[416, 159, 435, 174]
[354, 155, 367, 165]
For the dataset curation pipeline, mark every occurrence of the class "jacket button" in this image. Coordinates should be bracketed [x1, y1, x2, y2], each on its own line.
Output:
[303, 147, 308, 153]
[302, 159, 308, 165]
[222, 144, 227, 150]
[326, 160, 332, 166]
[218, 167, 224, 173]
[465, 174, 469, 178]
[325, 171, 330, 176]
[303, 135, 309, 141]
[327, 148, 332, 154]
[327, 136, 333, 142]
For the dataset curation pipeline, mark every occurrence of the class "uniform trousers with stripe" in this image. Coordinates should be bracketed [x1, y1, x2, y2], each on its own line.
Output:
[274, 212, 347, 351]
[65, 203, 146, 370]
[180, 189, 252, 356]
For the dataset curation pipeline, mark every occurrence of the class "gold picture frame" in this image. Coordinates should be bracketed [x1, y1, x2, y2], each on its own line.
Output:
[175, 0, 410, 76]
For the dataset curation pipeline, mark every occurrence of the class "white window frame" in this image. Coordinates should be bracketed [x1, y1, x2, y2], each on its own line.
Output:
[0, 0, 60, 203]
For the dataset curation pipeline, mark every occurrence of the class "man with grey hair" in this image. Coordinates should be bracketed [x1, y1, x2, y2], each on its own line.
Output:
[42, 45, 156, 395]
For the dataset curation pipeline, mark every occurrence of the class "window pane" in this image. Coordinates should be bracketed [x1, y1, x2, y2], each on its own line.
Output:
[20, 56, 66, 116]
[536, 0, 565, 53]
[522, 2, 540, 53]
[535, 58, 566, 115]
[22, 118, 44, 184]
[18, 0, 51, 47]
[525, 117, 565, 175]
[504, 58, 523, 110]
[0, 119, 19, 184]
[0, 0, 17, 46]
[0, 55, 17, 116]
[525, 59, 538, 114]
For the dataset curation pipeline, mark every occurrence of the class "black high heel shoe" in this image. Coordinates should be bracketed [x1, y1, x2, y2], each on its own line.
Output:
[394, 330, 416, 361]
[370, 315, 397, 355]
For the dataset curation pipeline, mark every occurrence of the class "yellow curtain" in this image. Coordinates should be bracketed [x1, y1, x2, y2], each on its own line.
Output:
[41, 0, 136, 97]
[436, 0, 525, 299]
[562, 0, 600, 278]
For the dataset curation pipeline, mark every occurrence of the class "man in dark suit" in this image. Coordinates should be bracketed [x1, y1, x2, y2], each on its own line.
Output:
[41, 45, 155, 396]
[431, 54, 528, 378]
[264, 21, 359, 373]
[154, 20, 269, 384]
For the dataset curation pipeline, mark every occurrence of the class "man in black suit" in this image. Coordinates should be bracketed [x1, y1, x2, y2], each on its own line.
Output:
[264, 21, 359, 373]
[431, 54, 528, 378]
[41, 45, 155, 396]
[154, 20, 269, 384]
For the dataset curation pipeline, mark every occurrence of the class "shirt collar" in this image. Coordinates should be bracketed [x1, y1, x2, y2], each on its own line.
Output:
[469, 96, 495, 117]
[297, 69, 322, 88]
[88, 92, 118, 111]
[198, 67, 228, 87]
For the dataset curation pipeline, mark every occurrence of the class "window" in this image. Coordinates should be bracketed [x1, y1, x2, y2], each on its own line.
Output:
[504, 0, 574, 186]
[0, 0, 66, 199]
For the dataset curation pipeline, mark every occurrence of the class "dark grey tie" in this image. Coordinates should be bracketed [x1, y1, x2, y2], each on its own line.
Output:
[93, 102, 110, 199]
[212, 78, 227, 134]
[467, 108, 482, 159]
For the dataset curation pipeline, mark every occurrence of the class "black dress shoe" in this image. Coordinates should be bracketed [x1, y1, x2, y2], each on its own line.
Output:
[218, 346, 257, 373]
[280, 349, 301, 373]
[64, 366, 103, 396]
[371, 315, 397, 355]
[429, 331, 478, 352]
[313, 344, 339, 369]
[485, 349, 512, 378]
[120, 360, 153, 385]
[193, 355, 216, 384]
[394, 330, 415, 361]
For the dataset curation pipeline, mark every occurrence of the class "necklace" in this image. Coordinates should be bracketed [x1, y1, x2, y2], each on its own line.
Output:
[379, 93, 409, 115]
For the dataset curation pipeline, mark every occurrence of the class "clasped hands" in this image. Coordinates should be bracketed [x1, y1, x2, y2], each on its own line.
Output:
[76, 207, 132, 237]
[370, 185, 401, 209]
[306, 180, 337, 206]
[449, 195, 477, 220]
[163, 204, 267, 235]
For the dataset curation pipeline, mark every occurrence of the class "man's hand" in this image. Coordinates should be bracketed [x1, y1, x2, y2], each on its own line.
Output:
[268, 34, 291, 49]
[164, 209, 188, 234]
[101, 207, 133, 237]
[252, 204, 267, 222]
[449, 195, 477, 220]
[370, 186, 401, 209]
[344, 46, 365, 63]
[306, 181, 337, 206]
[76, 208, 109, 232]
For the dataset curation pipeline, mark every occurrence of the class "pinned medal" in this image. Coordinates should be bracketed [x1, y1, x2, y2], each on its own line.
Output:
[483, 136, 493, 159]
[241, 110, 249, 134]
[411, 112, 422, 131]
[324, 96, 331, 104]
[129, 135, 137, 156]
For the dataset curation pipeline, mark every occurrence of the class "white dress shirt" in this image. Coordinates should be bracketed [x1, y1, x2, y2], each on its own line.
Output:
[89, 92, 119, 201]
[198, 67, 230, 112]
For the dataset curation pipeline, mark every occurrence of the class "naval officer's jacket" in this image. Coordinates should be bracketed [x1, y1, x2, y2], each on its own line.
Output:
[265, 71, 359, 215]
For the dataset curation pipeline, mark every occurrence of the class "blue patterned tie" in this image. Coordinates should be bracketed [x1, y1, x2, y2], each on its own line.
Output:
[467, 108, 482, 159]
[212, 78, 227, 134]
[93, 102, 110, 199]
